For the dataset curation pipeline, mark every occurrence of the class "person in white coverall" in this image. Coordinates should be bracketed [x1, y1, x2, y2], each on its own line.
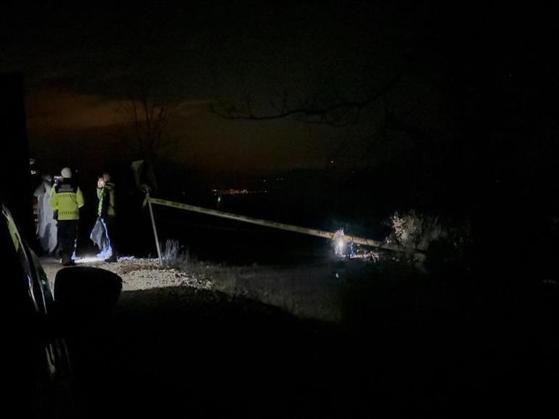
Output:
[33, 174, 58, 255]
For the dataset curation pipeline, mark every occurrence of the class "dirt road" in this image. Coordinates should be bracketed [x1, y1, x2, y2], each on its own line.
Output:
[44, 258, 559, 417]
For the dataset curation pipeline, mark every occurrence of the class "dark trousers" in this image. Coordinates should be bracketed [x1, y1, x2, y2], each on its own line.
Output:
[57, 220, 78, 263]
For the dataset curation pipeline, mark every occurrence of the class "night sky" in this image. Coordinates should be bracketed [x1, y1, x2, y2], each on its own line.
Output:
[1, 1, 384, 172]
[0, 2, 556, 183]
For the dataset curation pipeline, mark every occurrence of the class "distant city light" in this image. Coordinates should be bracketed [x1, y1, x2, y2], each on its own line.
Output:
[211, 188, 267, 196]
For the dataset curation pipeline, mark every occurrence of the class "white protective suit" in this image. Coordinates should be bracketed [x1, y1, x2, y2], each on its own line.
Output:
[33, 177, 58, 254]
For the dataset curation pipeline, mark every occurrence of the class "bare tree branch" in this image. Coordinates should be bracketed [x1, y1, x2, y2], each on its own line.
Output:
[210, 75, 402, 127]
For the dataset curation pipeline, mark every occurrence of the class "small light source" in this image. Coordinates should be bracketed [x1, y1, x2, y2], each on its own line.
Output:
[333, 229, 348, 257]
[335, 238, 346, 255]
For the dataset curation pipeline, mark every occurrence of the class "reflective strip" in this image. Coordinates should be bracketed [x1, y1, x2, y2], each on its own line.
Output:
[57, 185, 77, 193]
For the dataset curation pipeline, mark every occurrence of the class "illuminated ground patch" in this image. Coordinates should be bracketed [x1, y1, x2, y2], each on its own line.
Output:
[41, 256, 213, 292]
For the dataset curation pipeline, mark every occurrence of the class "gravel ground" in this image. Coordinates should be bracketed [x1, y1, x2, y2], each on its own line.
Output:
[41, 256, 341, 322]
[40, 256, 213, 291]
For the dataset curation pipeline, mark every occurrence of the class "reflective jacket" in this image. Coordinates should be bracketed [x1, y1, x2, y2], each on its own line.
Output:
[97, 182, 116, 217]
[50, 179, 84, 221]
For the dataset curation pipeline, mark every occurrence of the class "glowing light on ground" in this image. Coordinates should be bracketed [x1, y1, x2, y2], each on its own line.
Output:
[75, 256, 104, 265]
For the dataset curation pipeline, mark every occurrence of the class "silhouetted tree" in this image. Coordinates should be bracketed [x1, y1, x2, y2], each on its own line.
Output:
[118, 79, 181, 191]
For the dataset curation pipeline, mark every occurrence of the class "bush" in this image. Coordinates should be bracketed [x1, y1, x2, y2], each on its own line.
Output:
[385, 210, 445, 251]
[384, 210, 471, 272]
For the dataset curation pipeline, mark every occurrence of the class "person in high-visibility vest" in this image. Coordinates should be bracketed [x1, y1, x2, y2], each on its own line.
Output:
[50, 167, 84, 265]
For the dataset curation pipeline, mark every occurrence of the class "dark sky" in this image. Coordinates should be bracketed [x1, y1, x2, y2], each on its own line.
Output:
[0, 1, 555, 175]
[0, 2, 406, 171]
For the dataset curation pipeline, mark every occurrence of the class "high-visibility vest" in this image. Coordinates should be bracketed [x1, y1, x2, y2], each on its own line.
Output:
[97, 182, 116, 217]
[50, 179, 84, 220]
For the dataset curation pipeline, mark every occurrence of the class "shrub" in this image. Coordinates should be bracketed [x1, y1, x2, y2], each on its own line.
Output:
[384, 210, 471, 272]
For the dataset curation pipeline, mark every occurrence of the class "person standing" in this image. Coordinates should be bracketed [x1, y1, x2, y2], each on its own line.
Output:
[50, 167, 84, 265]
[96, 172, 117, 262]
[33, 174, 57, 255]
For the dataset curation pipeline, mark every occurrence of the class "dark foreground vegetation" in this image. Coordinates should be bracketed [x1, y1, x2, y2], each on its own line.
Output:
[67, 260, 559, 418]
